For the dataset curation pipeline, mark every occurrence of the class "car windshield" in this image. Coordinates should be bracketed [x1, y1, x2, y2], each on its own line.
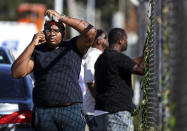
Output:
[0, 75, 26, 99]
[0, 49, 11, 64]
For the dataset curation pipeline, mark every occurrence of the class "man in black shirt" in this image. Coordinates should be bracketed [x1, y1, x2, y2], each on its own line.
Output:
[94, 28, 145, 131]
[11, 10, 96, 131]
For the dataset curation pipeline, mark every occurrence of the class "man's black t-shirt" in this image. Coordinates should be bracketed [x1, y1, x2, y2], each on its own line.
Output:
[94, 49, 136, 113]
[31, 37, 83, 107]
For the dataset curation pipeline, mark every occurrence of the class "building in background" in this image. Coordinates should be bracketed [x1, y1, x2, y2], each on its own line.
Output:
[0, 22, 37, 58]
[18, 3, 46, 31]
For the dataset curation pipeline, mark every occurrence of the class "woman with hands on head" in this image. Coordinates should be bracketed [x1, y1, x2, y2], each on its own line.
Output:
[11, 9, 96, 131]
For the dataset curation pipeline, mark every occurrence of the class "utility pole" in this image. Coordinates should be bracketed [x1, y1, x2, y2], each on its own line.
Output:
[54, 0, 63, 14]
[112, 0, 125, 28]
[67, 0, 79, 37]
[86, 0, 95, 25]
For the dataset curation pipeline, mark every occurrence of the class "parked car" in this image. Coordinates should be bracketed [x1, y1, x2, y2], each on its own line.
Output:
[0, 47, 15, 64]
[0, 64, 34, 131]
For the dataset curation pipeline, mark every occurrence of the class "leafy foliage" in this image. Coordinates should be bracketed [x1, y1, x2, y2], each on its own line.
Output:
[140, 21, 151, 130]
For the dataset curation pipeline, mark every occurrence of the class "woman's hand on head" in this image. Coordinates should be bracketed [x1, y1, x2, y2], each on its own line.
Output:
[45, 10, 62, 22]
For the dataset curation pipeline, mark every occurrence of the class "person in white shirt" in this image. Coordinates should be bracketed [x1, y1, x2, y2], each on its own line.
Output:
[83, 29, 108, 131]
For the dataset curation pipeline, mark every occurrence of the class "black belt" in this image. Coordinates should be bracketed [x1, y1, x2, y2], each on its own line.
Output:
[49, 103, 73, 107]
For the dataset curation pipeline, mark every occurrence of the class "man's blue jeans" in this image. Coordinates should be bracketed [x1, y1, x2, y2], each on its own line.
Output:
[94, 111, 134, 131]
[32, 103, 86, 131]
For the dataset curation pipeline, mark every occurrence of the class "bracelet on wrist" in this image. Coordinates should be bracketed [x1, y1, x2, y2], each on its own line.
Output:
[60, 14, 66, 22]
[62, 14, 66, 19]
[59, 14, 65, 22]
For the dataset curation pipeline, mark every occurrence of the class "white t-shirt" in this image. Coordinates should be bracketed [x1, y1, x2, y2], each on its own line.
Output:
[84, 47, 102, 83]
[79, 60, 86, 97]
[83, 47, 102, 115]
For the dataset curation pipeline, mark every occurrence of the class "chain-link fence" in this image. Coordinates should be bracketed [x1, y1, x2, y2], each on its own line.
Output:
[137, 0, 162, 130]
[137, 0, 187, 130]
[146, 0, 161, 129]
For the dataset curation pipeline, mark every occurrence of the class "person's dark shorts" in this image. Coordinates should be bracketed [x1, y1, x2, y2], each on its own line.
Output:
[32, 103, 86, 131]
